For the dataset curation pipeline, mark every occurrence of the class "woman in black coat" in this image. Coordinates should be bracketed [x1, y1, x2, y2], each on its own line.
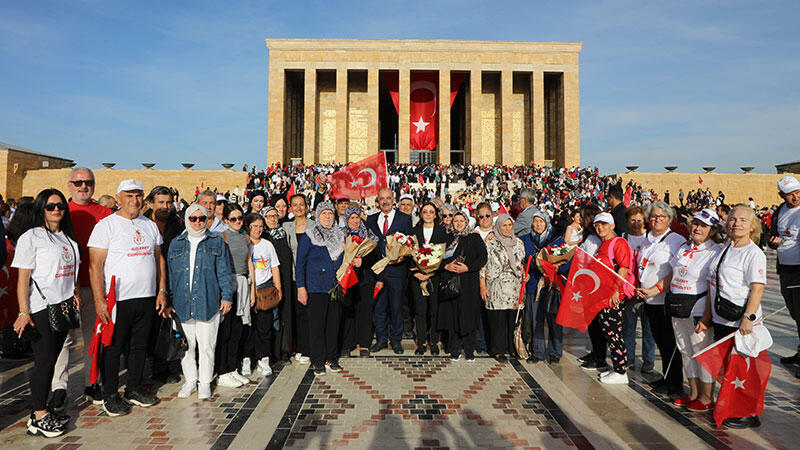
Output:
[410, 202, 451, 355]
[263, 206, 294, 362]
[439, 211, 488, 361]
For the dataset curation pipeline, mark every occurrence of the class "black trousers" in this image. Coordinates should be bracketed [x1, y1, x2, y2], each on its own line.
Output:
[588, 315, 607, 361]
[486, 309, 515, 356]
[403, 283, 414, 335]
[779, 265, 800, 349]
[340, 283, 374, 352]
[646, 304, 683, 390]
[215, 304, 244, 374]
[102, 297, 154, 398]
[30, 310, 68, 411]
[308, 293, 341, 367]
[292, 282, 310, 355]
[449, 330, 475, 355]
[410, 276, 440, 346]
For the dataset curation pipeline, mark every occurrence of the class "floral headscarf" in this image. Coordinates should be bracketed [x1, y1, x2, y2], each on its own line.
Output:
[340, 205, 379, 242]
[493, 213, 522, 267]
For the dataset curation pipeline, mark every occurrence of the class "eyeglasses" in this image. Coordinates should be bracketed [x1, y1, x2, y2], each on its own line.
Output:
[650, 214, 669, 221]
[69, 179, 95, 187]
[44, 202, 68, 212]
[227, 216, 243, 222]
[187, 216, 207, 223]
[478, 214, 492, 219]
[442, 213, 454, 217]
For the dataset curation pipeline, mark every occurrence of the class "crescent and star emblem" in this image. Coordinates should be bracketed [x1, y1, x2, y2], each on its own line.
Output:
[357, 168, 378, 188]
[572, 269, 601, 294]
[410, 79, 437, 134]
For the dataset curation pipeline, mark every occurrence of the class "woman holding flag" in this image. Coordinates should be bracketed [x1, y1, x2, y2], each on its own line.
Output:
[296, 201, 345, 375]
[698, 205, 767, 429]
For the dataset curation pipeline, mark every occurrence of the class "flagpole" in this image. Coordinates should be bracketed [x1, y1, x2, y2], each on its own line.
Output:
[575, 247, 636, 289]
[692, 306, 787, 359]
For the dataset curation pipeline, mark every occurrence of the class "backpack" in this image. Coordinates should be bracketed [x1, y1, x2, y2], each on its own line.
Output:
[607, 236, 636, 299]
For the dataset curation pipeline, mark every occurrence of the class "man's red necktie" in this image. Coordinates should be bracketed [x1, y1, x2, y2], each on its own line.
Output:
[383, 214, 389, 235]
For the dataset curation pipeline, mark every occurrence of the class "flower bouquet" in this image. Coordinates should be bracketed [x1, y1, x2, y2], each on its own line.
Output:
[411, 238, 446, 296]
[371, 232, 415, 275]
[541, 242, 574, 264]
[335, 234, 378, 291]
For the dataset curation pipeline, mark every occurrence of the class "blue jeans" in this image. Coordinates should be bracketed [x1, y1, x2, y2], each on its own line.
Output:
[622, 300, 655, 363]
[526, 293, 563, 359]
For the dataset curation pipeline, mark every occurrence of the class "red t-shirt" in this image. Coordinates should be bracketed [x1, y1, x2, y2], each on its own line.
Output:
[69, 200, 113, 286]
[595, 237, 631, 295]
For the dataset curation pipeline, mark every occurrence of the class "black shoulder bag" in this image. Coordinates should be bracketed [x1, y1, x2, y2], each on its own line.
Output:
[153, 312, 190, 361]
[31, 239, 80, 332]
[439, 244, 463, 301]
[713, 245, 746, 321]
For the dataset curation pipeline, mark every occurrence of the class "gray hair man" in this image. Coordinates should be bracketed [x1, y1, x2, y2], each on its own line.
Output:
[513, 187, 540, 236]
[196, 190, 227, 233]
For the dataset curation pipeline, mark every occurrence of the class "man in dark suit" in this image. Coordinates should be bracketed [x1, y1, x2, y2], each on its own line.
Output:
[607, 186, 629, 236]
[367, 188, 413, 354]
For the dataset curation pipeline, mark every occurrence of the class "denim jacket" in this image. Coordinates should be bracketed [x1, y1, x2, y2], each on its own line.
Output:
[167, 230, 235, 322]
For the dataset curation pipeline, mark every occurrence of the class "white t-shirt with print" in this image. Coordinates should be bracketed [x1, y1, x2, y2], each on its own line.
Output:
[637, 231, 685, 305]
[669, 240, 721, 316]
[12, 228, 80, 314]
[625, 233, 648, 256]
[87, 213, 163, 301]
[708, 241, 767, 327]
[776, 204, 800, 265]
[252, 239, 280, 286]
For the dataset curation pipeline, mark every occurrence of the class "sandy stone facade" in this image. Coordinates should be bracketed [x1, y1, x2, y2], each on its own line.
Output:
[265, 39, 582, 167]
[0, 144, 74, 200]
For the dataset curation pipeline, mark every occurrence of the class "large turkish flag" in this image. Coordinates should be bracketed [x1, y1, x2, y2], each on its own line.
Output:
[556, 248, 619, 332]
[328, 152, 389, 200]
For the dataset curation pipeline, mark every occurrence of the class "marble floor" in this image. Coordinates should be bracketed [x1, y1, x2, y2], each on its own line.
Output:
[2, 251, 799, 449]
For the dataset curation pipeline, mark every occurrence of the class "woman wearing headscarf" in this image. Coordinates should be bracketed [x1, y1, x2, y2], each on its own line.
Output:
[269, 195, 290, 224]
[440, 211, 488, 361]
[296, 201, 345, 375]
[339, 205, 380, 357]
[168, 204, 235, 400]
[247, 190, 267, 216]
[520, 211, 564, 364]
[263, 206, 294, 362]
[480, 214, 528, 362]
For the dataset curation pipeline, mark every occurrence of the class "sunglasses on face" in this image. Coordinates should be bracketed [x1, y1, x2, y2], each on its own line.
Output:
[227, 215, 243, 222]
[478, 214, 492, 219]
[69, 179, 95, 187]
[44, 202, 68, 212]
[188, 215, 207, 223]
[442, 213, 454, 217]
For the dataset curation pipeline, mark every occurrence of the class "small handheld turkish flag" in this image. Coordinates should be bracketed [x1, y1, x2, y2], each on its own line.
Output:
[328, 153, 389, 200]
[556, 248, 619, 332]
[713, 350, 770, 427]
[623, 187, 632, 207]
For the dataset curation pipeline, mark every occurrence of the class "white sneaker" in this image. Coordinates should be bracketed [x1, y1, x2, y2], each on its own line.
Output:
[258, 357, 273, 376]
[217, 372, 243, 388]
[232, 371, 251, 384]
[177, 381, 196, 398]
[598, 369, 612, 378]
[295, 353, 310, 364]
[600, 372, 629, 384]
[241, 357, 252, 377]
[198, 383, 212, 400]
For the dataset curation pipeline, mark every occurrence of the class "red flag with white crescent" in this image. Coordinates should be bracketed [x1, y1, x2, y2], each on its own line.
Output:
[327, 153, 389, 199]
[556, 248, 620, 332]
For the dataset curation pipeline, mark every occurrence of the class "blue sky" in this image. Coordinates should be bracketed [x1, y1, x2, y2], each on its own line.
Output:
[1, 0, 798, 174]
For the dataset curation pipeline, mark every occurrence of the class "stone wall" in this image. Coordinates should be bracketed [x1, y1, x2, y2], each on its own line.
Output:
[21, 168, 249, 202]
[616, 172, 800, 208]
[0, 149, 73, 200]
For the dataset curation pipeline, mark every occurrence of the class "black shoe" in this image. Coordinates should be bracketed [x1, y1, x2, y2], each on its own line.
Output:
[527, 356, 543, 363]
[124, 389, 159, 408]
[780, 353, 800, 366]
[47, 388, 67, 412]
[580, 359, 607, 370]
[27, 412, 66, 438]
[653, 384, 684, 397]
[641, 360, 655, 374]
[370, 342, 387, 353]
[359, 348, 370, 357]
[547, 355, 561, 364]
[415, 345, 426, 355]
[465, 352, 475, 362]
[648, 377, 667, 388]
[429, 344, 440, 355]
[84, 384, 104, 405]
[403, 331, 415, 340]
[493, 354, 508, 363]
[392, 344, 404, 354]
[578, 352, 595, 362]
[449, 351, 462, 361]
[46, 409, 70, 427]
[103, 394, 132, 417]
[326, 361, 343, 373]
[313, 366, 326, 376]
[722, 416, 761, 429]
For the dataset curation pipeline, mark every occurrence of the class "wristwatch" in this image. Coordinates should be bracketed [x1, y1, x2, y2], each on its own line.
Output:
[745, 313, 757, 321]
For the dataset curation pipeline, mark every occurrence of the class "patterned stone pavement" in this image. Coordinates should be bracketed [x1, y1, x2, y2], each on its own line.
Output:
[1, 250, 800, 449]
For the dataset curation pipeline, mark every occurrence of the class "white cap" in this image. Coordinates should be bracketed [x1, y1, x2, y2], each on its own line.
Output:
[490, 202, 500, 212]
[778, 176, 800, 194]
[116, 179, 144, 194]
[593, 212, 614, 225]
[692, 208, 720, 226]
[216, 194, 227, 202]
[399, 194, 414, 202]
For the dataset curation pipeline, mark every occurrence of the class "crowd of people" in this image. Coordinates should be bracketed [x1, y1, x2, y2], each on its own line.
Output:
[1, 161, 799, 438]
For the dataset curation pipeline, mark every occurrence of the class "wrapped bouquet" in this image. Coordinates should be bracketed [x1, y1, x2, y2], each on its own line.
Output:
[411, 238, 446, 296]
[541, 242, 574, 264]
[371, 232, 415, 275]
[336, 234, 378, 291]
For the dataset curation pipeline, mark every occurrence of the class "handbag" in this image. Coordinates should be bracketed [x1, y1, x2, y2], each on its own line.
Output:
[713, 245, 745, 321]
[31, 279, 80, 332]
[665, 291, 707, 319]
[256, 285, 281, 311]
[439, 272, 461, 300]
[541, 283, 562, 315]
[153, 312, 189, 361]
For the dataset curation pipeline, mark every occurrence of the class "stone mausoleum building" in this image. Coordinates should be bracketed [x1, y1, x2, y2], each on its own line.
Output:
[265, 39, 581, 167]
